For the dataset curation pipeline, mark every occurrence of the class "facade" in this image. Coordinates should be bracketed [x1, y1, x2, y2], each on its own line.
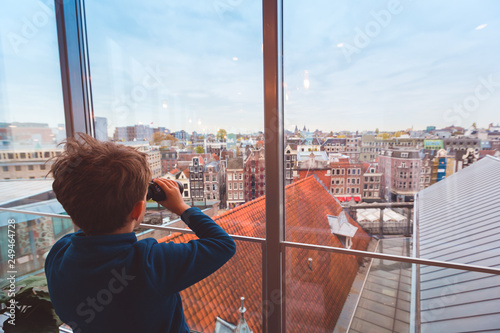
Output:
[188, 157, 205, 201]
[284, 144, 298, 186]
[204, 161, 222, 202]
[113, 124, 155, 142]
[360, 135, 424, 162]
[226, 157, 244, 208]
[361, 163, 382, 202]
[159, 147, 178, 174]
[321, 138, 346, 154]
[443, 137, 481, 152]
[330, 157, 363, 202]
[378, 149, 422, 202]
[423, 139, 443, 150]
[430, 149, 456, 185]
[244, 148, 265, 202]
[0, 148, 63, 180]
[344, 136, 360, 162]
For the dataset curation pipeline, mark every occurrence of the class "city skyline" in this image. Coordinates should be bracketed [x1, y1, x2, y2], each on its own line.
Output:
[1, 0, 500, 134]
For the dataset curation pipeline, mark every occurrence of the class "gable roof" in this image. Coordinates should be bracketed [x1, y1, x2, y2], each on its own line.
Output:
[158, 176, 371, 332]
[416, 156, 500, 332]
[227, 157, 244, 170]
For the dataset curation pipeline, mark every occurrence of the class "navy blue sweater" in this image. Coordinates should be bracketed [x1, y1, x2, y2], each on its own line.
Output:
[45, 207, 236, 333]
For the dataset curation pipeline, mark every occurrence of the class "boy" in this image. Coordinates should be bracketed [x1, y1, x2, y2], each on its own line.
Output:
[45, 134, 236, 333]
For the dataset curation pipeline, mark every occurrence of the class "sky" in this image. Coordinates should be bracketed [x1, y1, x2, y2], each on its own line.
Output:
[1, 0, 500, 135]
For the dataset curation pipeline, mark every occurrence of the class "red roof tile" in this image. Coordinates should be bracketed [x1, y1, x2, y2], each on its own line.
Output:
[159, 176, 370, 332]
[293, 169, 331, 189]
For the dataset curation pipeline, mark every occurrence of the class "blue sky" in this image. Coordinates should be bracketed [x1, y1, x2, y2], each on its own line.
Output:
[1, 0, 499, 135]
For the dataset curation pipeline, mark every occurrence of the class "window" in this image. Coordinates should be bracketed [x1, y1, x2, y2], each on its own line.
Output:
[229, 183, 232, 190]
[228, 174, 232, 181]
[13, 1, 500, 332]
[2, 166, 8, 172]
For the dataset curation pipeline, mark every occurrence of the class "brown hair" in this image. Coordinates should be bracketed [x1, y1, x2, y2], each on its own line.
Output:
[50, 133, 152, 235]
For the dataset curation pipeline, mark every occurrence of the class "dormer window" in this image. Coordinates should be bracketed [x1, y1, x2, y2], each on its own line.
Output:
[327, 212, 358, 249]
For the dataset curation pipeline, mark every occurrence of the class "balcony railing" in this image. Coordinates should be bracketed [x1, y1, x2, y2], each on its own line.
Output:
[1, 206, 500, 333]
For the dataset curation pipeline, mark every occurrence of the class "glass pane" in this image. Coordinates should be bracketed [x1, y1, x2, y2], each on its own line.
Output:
[85, 0, 264, 213]
[0, 212, 73, 278]
[84, 1, 265, 332]
[0, 1, 67, 281]
[285, 243, 500, 332]
[0, 1, 65, 180]
[283, 0, 500, 263]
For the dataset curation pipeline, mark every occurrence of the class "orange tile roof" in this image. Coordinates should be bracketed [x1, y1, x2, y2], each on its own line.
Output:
[158, 176, 370, 332]
[293, 170, 331, 189]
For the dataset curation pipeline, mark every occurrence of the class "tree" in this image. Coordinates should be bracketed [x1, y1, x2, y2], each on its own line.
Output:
[375, 128, 379, 134]
[165, 134, 178, 143]
[151, 132, 167, 145]
[195, 146, 205, 154]
[472, 122, 477, 130]
[216, 129, 227, 141]
[329, 131, 334, 137]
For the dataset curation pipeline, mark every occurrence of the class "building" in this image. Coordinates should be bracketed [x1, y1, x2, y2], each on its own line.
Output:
[296, 137, 323, 153]
[204, 160, 223, 202]
[378, 149, 422, 202]
[244, 147, 265, 202]
[330, 157, 363, 202]
[113, 124, 155, 142]
[284, 144, 298, 186]
[0, 148, 63, 180]
[430, 149, 456, 184]
[159, 147, 178, 174]
[188, 156, 204, 201]
[443, 137, 481, 152]
[121, 142, 161, 178]
[361, 163, 382, 202]
[162, 168, 190, 199]
[157, 176, 371, 332]
[321, 138, 346, 154]
[423, 139, 443, 150]
[415, 155, 500, 332]
[226, 158, 244, 208]
[344, 136, 360, 162]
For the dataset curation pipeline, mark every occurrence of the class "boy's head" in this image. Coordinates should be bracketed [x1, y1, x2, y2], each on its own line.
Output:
[50, 133, 152, 235]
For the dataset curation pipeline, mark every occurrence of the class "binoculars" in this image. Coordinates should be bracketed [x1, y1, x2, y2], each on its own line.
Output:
[147, 180, 184, 202]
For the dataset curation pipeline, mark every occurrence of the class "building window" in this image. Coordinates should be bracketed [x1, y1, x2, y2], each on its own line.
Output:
[2, 166, 8, 172]
[15, 166, 21, 171]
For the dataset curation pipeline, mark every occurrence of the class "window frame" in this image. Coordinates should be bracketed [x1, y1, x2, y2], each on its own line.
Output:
[54, 2, 500, 332]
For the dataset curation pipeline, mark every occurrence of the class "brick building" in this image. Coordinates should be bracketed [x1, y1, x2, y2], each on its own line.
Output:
[244, 147, 265, 202]
[378, 149, 422, 202]
[330, 157, 363, 202]
[361, 163, 382, 202]
[226, 158, 244, 208]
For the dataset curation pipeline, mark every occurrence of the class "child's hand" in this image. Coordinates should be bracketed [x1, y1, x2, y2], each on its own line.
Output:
[152, 178, 191, 216]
